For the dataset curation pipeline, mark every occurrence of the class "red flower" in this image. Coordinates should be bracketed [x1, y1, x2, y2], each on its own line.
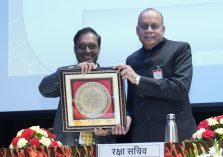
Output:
[48, 132, 57, 139]
[21, 129, 34, 140]
[197, 120, 209, 130]
[11, 137, 20, 147]
[216, 115, 223, 121]
[29, 138, 40, 147]
[51, 140, 59, 147]
[202, 130, 215, 140]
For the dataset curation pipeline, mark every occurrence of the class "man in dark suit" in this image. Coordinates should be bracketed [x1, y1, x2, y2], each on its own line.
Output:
[39, 27, 131, 146]
[115, 8, 196, 142]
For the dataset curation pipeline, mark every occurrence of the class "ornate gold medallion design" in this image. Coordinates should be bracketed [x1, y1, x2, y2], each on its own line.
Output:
[75, 82, 111, 118]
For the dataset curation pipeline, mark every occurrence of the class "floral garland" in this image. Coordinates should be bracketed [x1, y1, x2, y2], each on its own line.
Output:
[9, 126, 62, 149]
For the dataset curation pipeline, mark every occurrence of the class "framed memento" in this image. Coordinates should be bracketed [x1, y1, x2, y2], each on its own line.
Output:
[60, 67, 126, 132]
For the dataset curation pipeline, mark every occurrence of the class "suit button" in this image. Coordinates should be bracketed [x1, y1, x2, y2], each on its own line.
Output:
[146, 116, 151, 120]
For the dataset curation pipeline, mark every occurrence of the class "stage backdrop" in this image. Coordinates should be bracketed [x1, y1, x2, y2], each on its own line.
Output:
[0, 0, 223, 112]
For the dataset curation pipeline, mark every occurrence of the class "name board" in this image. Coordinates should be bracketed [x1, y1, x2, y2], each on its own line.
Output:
[97, 142, 164, 157]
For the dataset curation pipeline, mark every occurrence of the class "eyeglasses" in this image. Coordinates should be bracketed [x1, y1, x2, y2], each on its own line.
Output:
[138, 23, 160, 31]
[76, 43, 98, 51]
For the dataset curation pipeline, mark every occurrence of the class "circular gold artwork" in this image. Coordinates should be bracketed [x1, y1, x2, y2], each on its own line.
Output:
[74, 82, 111, 118]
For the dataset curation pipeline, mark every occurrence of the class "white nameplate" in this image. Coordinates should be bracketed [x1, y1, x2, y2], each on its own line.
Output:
[97, 142, 164, 157]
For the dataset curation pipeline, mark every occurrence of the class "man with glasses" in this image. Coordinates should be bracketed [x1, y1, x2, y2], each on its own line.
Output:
[39, 27, 131, 146]
[114, 8, 196, 142]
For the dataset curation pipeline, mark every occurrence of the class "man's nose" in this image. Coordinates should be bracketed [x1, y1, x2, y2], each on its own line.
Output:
[146, 26, 153, 32]
[85, 46, 91, 53]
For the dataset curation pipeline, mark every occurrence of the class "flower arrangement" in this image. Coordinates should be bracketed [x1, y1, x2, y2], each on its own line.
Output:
[9, 126, 63, 149]
[165, 139, 223, 157]
[1, 145, 96, 157]
[165, 115, 223, 157]
[193, 140, 223, 157]
[192, 115, 223, 142]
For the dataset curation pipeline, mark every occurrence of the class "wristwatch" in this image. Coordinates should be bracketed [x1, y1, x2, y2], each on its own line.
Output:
[135, 75, 141, 85]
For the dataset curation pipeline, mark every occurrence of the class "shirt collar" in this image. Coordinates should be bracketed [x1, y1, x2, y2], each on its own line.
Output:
[142, 37, 167, 53]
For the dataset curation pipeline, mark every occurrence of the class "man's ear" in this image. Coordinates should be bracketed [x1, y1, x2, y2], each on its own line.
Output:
[136, 26, 139, 36]
[162, 25, 166, 35]
[74, 46, 77, 53]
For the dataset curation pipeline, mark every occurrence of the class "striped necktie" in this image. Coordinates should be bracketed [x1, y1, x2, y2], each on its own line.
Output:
[81, 131, 94, 145]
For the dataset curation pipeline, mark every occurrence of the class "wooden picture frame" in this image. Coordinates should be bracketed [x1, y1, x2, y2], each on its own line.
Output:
[60, 67, 126, 132]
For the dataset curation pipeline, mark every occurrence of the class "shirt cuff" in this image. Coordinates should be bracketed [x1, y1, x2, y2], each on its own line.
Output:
[135, 75, 141, 85]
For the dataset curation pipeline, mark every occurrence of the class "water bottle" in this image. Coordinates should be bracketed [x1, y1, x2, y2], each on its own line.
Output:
[165, 113, 178, 143]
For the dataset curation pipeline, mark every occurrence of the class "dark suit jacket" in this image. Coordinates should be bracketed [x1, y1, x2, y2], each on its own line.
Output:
[126, 38, 197, 142]
[39, 65, 115, 146]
